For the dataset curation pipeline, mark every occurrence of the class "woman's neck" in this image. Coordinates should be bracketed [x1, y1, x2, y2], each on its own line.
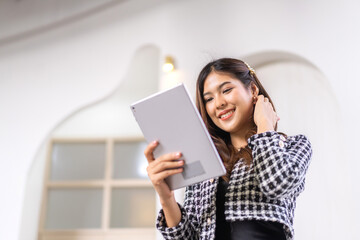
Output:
[230, 133, 248, 149]
[230, 122, 257, 149]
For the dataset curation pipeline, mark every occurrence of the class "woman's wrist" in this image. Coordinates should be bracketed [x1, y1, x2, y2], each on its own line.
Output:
[160, 195, 177, 208]
[160, 196, 182, 228]
[257, 125, 274, 134]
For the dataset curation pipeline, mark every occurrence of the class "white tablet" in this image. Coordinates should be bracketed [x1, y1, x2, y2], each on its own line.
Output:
[130, 83, 226, 190]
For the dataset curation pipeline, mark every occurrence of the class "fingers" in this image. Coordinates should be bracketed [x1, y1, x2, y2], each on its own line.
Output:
[144, 141, 185, 194]
[150, 168, 184, 186]
[257, 95, 265, 100]
[148, 152, 183, 174]
[146, 151, 184, 187]
[151, 159, 185, 174]
[257, 95, 271, 108]
[157, 168, 184, 179]
[257, 95, 269, 104]
[157, 151, 182, 162]
[257, 95, 280, 122]
[257, 95, 270, 101]
[144, 140, 159, 163]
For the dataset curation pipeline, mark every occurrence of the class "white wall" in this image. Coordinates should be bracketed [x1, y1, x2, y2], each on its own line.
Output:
[1, 0, 359, 239]
[19, 44, 162, 240]
[254, 60, 349, 239]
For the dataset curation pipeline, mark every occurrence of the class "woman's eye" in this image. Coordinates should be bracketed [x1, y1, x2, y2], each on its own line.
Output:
[223, 88, 233, 94]
[204, 97, 213, 103]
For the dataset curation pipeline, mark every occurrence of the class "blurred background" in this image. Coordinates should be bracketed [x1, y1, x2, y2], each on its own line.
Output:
[0, 0, 359, 239]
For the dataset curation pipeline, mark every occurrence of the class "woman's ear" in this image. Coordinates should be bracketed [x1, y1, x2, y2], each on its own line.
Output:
[251, 82, 259, 97]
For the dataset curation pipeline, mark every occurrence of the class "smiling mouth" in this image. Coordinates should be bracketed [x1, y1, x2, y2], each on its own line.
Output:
[219, 110, 235, 120]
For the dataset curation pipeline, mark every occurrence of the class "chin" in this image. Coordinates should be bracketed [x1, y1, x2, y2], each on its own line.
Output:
[217, 125, 235, 134]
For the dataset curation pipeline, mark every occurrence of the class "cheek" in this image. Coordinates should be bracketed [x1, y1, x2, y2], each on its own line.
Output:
[205, 104, 216, 119]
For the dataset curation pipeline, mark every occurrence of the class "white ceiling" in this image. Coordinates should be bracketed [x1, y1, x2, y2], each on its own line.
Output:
[0, 0, 172, 42]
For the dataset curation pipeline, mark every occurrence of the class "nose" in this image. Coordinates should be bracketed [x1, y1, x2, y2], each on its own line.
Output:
[215, 95, 226, 109]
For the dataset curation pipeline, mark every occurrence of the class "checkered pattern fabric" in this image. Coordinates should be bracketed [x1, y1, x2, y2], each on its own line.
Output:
[156, 131, 312, 240]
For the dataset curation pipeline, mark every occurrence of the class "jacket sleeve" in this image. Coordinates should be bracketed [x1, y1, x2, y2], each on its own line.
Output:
[247, 130, 312, 199]
[156, 184, 199, 239]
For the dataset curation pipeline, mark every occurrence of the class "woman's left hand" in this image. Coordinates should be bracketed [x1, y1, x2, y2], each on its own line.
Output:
[253, 95, 280, 133]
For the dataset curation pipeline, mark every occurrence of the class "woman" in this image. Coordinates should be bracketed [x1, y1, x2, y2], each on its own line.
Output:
[144, 58, 312, 240]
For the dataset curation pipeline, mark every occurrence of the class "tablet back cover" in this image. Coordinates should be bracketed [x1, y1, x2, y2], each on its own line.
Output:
[130, 83, 226, 190]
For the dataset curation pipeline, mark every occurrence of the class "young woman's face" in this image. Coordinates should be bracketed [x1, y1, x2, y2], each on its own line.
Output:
[203, 71, 255, 134]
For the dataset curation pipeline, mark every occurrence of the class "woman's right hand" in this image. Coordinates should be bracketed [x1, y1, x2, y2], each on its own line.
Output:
[144, 140, 184, 204]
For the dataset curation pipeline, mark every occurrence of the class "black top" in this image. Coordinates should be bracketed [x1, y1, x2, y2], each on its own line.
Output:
[214, 177, 231, 240]
[214, 177, 287, 240]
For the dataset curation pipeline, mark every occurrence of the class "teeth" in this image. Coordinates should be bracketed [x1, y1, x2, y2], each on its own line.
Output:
[220, 110, 234, 119]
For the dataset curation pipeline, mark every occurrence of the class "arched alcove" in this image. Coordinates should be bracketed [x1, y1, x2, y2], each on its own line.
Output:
[20, 45, 161, 240]
[244, 51, 353, 239]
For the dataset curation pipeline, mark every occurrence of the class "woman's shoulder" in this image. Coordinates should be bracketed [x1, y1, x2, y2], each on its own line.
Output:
[247, 130, 312, 150]
[249, 130, 310, 141]
[278, 132, 313, 160]
[281, 131, 312, 145]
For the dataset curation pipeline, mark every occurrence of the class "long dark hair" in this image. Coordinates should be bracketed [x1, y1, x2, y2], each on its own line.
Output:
[195, 58, 285, 182]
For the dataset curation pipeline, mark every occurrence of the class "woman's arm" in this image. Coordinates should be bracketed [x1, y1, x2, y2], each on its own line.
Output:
[247, 131, 313, 199]
[144, 140, 184, 225]
[156, 184, 199, 240]
[144, 141, 199, 239]
[161, 197, 182, 227]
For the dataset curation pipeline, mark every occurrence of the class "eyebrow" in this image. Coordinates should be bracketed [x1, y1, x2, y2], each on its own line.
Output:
[203, 81, 231, 97]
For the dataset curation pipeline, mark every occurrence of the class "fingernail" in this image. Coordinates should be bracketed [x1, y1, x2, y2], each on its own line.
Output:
[175, 152, 181, 157]
[178, 160, 184, 165]
[152, 141, 158, 145]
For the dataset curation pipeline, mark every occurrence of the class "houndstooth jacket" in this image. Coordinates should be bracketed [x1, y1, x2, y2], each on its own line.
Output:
[156, 130, 312, 240]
